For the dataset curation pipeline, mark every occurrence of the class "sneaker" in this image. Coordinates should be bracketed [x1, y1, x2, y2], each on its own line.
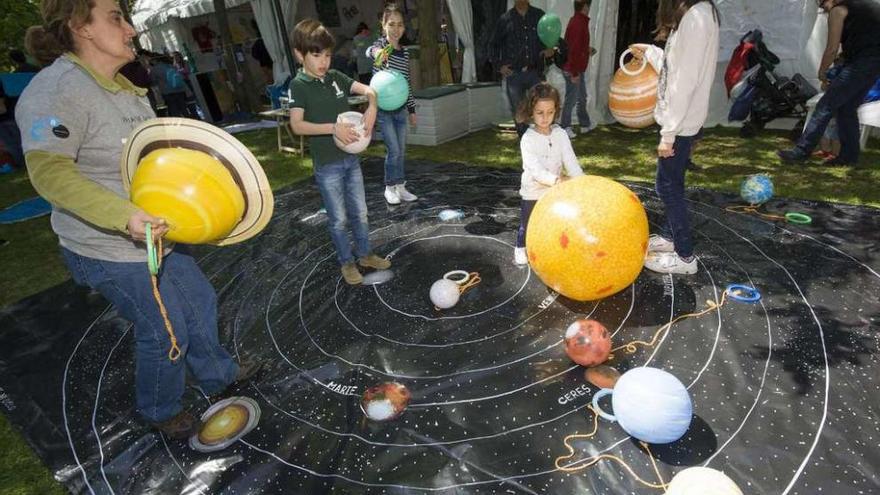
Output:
[341, 262, 363, 284]
[384, 186, 401, 205]
[777, 149, 808, 163]
[579, 126, 592, 134]
[647, 234, 675, 253]
[151, 410, 201, 440]
[396, 183, 418, 202]
[644, 252, 698, 275]
[686, 159, 701, 171]
[358, 253, 391, 270]
[210, 357, 266, 399]
[564, 127, 577, 139]
[514, 247, 528, 265]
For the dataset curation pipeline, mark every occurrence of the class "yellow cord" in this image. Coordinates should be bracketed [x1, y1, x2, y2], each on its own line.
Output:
[609, 292, 728, 359]
[149, 236, 182, 361]
[555, 405, 668, 490]
[725, 205, 786, 221]
[458, 272, 481, 295]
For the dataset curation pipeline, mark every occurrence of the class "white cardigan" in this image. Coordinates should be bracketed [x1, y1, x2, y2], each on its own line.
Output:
[519, 125, 584, 200]
[642, 1, 719, 144]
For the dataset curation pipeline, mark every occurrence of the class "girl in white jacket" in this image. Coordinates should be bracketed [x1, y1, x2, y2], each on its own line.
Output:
[630, 0, 719, 275]
[514, 82, 585, 265]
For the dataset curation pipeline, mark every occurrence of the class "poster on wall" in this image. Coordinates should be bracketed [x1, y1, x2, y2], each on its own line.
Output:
[315, 0, 341, 27]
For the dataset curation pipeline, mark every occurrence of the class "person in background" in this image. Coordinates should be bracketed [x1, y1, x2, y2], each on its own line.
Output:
[367, 3, 419, 205]
[119, 49, 157, 111]
[490, 0, 555, 137]
[352, 22, 376, 85]
[777, 0, 880, 166]
[10, 49, 41, 73]
[250, 19, 274, 85]
[561, 0, 593, 139]
[151, 54, 189, 117]
[17, 0, 257, 439]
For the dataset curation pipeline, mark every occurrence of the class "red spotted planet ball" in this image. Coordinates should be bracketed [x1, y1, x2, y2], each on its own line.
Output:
[564, 319, 612, 367]
[361, 382, 411, 421]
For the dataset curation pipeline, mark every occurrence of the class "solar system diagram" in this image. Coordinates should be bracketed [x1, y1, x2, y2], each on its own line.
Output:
[5, 161, 880, 495]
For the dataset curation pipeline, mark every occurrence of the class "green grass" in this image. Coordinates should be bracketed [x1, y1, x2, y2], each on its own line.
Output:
[0, 123, 877, 493]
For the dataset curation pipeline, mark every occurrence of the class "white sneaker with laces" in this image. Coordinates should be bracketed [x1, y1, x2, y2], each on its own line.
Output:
[396, 182, 418, 202]
[579, 125, 592, 134]
[564, 127, 577, 139]
[514, 247, 528, 266]
[644, 252, 698, 275]
[647, 234, 675, 253]
[384, 185, 400, 205]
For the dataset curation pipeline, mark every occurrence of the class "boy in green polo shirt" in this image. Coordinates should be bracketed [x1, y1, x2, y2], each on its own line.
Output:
[289, 18, 391, 284]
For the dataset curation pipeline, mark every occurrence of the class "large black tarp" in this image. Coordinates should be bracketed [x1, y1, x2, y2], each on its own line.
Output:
[1, 158, 879, 494]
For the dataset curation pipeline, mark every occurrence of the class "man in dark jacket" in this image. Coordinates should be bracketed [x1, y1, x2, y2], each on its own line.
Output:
[490, 0, 554, 136]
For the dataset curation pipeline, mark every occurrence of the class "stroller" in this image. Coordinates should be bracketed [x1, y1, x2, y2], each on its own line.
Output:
[725, 30, 818, 138]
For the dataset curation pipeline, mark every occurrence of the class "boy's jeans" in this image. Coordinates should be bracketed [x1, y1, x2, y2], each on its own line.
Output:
[62, 247, 238, 423]
[561, 72, 591, 129]
[314, 154, 371, 264]
[655, 135, 696, 258]
[379, 107, 408, 186]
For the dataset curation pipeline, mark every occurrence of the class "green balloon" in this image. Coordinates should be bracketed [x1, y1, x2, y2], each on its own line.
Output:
[537, 13, 562, 48]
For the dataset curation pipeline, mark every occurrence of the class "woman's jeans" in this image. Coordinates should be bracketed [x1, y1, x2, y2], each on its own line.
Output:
[516, 199, 538, 248]
[379, 107, 409, 186]
[655, 135, 695, 258]
[62, 247, 238, 423]
[314, 154, 372, 264]
[795, 54, 880, 163]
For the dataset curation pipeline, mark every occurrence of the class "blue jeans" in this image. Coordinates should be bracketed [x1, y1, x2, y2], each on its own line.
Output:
[379, 107, 408, 186]
[655, 135, 695, 259]
[796, 54, 880, 163]
[314, 154, 372, 264]
[561, 72, 591, 129]
[506, 69, 543, 137]
[516, 199, 537, 248]
[61, 247, 238, 423]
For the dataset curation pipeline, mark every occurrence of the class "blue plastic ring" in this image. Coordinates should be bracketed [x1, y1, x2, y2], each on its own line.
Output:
[591, 388, 617, 422]
[726, 284, 761, 303]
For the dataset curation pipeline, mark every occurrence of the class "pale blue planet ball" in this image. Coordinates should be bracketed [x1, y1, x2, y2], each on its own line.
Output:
[611, 367, 693, 444]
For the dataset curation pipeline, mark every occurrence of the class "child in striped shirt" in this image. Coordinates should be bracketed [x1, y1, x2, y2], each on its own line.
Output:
[367, 3, 418, 205]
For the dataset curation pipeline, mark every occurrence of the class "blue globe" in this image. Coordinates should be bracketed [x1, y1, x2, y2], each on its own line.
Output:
[740, 174, 774, 205]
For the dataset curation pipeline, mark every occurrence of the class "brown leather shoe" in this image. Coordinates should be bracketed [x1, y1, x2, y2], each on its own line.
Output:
[341, 262, 363, 284]
[152, 410, 200, 440]
[358, 254, 391, 270]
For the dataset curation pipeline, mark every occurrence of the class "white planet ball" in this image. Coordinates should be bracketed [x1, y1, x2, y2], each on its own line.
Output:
[333, 111, 371, 154]
[429, 279, 460, 309]
[666, 467, 743, 495]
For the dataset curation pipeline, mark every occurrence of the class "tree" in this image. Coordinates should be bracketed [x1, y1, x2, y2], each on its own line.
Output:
[417, 0, 440, 88]
[0, 0, 41, 70]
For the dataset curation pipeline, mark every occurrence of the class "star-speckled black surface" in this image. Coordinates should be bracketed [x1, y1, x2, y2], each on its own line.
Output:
[1, 158, 878, 494]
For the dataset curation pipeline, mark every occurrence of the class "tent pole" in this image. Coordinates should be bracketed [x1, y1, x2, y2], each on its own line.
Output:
[272, 0, 298, 77]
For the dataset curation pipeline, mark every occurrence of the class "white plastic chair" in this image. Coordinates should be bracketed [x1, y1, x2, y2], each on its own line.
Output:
[804, 92, 880, 150]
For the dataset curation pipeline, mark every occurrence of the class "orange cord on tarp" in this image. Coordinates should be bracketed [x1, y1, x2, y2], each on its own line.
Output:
[555, 404, 669, 490]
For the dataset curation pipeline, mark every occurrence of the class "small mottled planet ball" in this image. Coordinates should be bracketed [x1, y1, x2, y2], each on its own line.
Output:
[564, 319, 612, 367]
[198, 403, 250, 446]
[666, 467, 743, 495]
[740, 174, 774, 205]
[585, 365, 621, 389]
[526, 175, 648, 301]
[361, 382, 411, 421]
[430, 279, 460, 309]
